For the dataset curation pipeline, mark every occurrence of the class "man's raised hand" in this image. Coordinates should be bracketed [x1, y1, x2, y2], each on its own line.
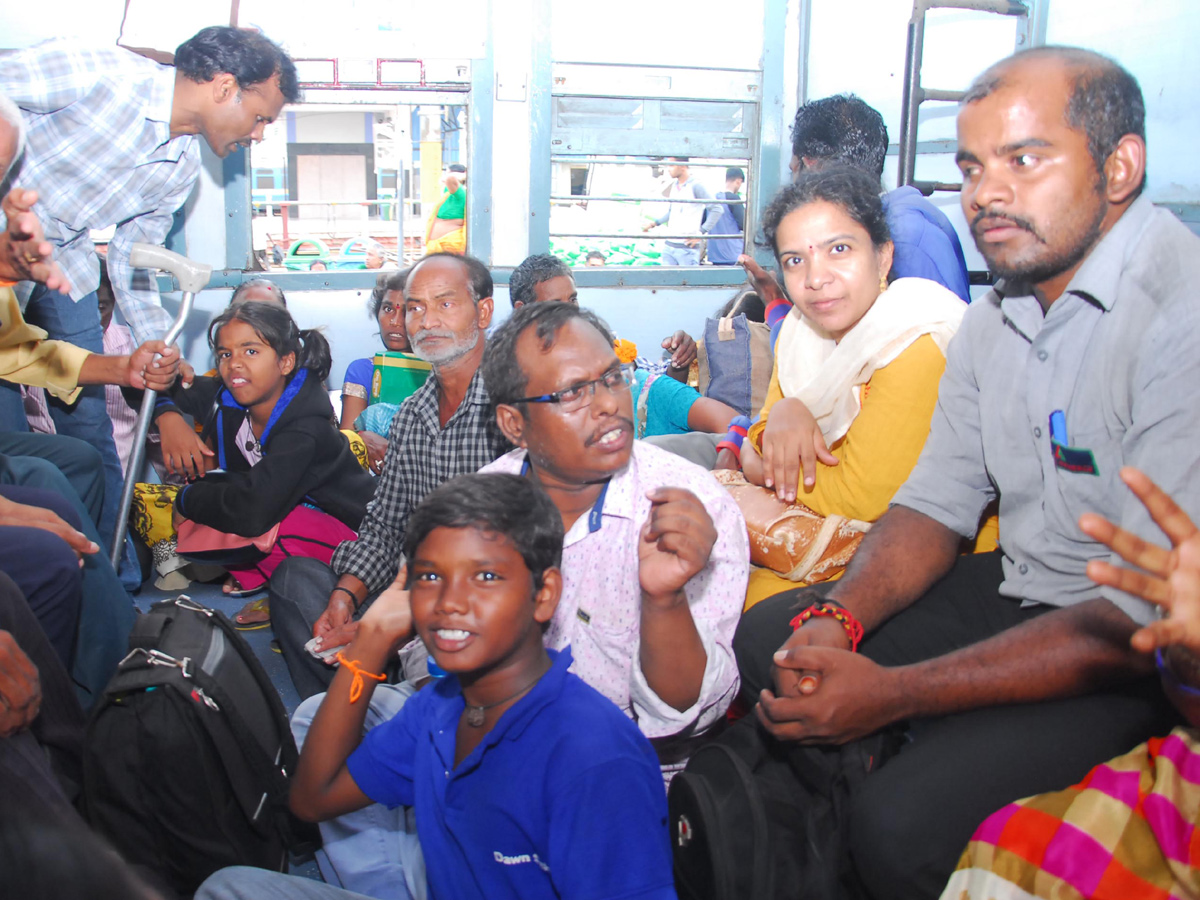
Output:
[0, 189, 70, 291]
[638, 488, 716, 603]
[1081, 467, 1200, 655]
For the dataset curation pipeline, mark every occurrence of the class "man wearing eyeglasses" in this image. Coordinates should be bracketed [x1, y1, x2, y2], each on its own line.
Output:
[480, 301, 749, 779]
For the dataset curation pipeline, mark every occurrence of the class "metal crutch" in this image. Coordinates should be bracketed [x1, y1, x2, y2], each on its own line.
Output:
[109, 243, 213, 568]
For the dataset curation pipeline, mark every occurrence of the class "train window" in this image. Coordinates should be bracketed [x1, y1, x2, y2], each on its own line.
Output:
[247, 99, 469, 274]
[540, 0, 769, 270]
[545, 59, 761, 268]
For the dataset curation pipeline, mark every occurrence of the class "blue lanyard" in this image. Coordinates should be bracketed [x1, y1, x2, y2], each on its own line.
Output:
[520, 457, 609, 533]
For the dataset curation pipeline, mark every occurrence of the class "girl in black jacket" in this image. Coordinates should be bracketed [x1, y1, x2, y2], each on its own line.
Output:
[156, 302, 376, 626]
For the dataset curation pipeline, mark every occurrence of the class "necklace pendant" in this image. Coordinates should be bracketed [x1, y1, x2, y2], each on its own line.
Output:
[465, 705, 486, 727]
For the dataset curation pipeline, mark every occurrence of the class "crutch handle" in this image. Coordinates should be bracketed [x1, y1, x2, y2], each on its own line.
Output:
[129, 243, 213, 295]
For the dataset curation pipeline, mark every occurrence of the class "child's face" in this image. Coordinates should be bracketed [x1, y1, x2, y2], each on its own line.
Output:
[409, 525, 558, 676]
[215, 319, 295, 411]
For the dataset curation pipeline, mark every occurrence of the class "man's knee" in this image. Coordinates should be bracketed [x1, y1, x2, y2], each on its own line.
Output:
[0, 485, 83, 531]
[271, 557, 337, 614]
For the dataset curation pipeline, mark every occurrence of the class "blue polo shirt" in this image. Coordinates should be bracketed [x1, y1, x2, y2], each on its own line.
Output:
[346, 647, 678, 900]
[883, 186, 971, 303]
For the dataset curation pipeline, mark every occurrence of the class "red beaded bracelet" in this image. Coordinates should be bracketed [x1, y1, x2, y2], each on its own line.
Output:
[789, 602, 864, 652]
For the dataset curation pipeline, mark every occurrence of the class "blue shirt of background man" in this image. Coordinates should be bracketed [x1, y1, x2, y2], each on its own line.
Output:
[347, 647, 678, 900]
[883, 186, 971, 303]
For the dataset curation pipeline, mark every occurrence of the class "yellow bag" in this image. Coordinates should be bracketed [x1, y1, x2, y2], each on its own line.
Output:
[129, 483, 181, 546]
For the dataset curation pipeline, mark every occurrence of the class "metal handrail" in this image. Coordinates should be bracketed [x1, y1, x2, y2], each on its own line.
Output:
[898, 0, 1030, 188]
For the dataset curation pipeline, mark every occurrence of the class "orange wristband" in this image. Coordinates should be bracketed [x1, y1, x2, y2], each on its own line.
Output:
[335, 652, 386, 702]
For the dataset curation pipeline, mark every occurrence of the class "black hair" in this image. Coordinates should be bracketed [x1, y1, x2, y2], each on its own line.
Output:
[791, 94, 889, 179]
[175, 26, 300, 104]
[669, 156, 691, 164]
[716, 288, 765, 323]
[230, 277, 287, 308]
[369, 268, 410, 318]
[404, 473, 563, 592]
[725, 166, 746, 182]
[962, 46, 1146, 196]
[482, 301, 615, 406]
[761, 166, 891, 260]
[208, 301, 332, 383]
[508, 253, 572, 308]
[448, 163, 467, 174]
[408, 252, 493, 304]
[584, 250, 606, 262]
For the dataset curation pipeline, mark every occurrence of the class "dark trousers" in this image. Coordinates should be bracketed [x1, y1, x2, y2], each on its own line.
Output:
[733, 552, 1180, 900]
[270, 557, 383, 702]
[0, 440, 136, 709]
[0, 289, 140, 590]
[0, 485, 83, 668]
[0, 570, 88, 828]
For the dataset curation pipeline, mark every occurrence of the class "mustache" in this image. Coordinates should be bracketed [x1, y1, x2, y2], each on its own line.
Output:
[410, 328, 456, 344]
[970, 208, 1043, 241]
[586, 417, 635, 446]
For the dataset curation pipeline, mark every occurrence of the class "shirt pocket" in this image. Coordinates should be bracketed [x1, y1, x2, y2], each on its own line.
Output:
[574, 604, 640, 691]
[1050, 428, 1123, 533]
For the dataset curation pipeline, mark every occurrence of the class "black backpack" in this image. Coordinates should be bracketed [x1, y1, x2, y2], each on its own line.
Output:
[82, 596, 317, 896]
[668, 716, 900, 900]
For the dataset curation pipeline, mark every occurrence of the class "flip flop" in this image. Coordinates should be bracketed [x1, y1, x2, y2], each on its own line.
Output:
[233, 596, 271, 630]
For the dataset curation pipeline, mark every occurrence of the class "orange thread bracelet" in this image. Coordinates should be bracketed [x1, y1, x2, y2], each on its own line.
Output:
[789, 602, 864, 652]
[335, 652, 386, 702]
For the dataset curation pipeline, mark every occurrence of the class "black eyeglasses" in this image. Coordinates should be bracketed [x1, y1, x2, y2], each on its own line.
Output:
[508, 363, 636, 413]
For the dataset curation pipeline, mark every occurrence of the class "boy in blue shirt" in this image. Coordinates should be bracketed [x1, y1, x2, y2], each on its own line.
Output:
[196, 472, 677, 900]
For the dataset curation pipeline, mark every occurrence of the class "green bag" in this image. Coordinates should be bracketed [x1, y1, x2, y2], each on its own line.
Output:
[370, 351, 432, 405]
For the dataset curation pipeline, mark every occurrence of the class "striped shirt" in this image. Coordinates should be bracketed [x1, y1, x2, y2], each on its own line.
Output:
[0, 40, 201, 344]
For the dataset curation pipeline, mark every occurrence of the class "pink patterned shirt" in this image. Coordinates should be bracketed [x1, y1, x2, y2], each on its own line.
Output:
[482, 441, 748, 742]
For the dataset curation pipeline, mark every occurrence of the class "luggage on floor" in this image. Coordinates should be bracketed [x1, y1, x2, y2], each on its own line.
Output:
[668, 716, 898, 900]
[82, 595, 316, 895]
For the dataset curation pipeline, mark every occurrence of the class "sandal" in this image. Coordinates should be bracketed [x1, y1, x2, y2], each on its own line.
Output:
[223, 575, 266, 599]
[233, 596, 271, 630]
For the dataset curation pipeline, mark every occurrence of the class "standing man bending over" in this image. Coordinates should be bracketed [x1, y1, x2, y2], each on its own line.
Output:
[0, 27, 297, 583]
[735, 47, 1199, 898]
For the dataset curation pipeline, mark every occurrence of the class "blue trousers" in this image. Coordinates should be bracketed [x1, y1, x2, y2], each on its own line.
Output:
[0, 485, 83, 668]
[0, 436, 135, 709]
[0, 286, 139, 587]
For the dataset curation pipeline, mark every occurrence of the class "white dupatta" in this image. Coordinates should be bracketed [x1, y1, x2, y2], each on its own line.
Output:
[774, 277, 966, 445]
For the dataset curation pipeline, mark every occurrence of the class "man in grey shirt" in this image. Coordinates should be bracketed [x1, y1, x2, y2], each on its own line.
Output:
[733, 47, 1196, 899]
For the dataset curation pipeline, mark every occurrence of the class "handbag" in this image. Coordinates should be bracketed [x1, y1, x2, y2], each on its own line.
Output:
[713, 469, 869, 583]
[697, 292, 773, 418]
[175, 518, 280, 567]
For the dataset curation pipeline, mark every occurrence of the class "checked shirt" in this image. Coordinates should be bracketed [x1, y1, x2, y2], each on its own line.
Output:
[0, 40, 201, 344]
[331, 368, 511, 593]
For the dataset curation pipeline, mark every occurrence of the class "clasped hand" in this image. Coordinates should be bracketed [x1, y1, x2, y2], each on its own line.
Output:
[757, 620, 897, 745]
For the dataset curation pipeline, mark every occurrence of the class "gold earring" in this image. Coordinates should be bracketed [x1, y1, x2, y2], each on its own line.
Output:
[879, 273, 889, 293]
